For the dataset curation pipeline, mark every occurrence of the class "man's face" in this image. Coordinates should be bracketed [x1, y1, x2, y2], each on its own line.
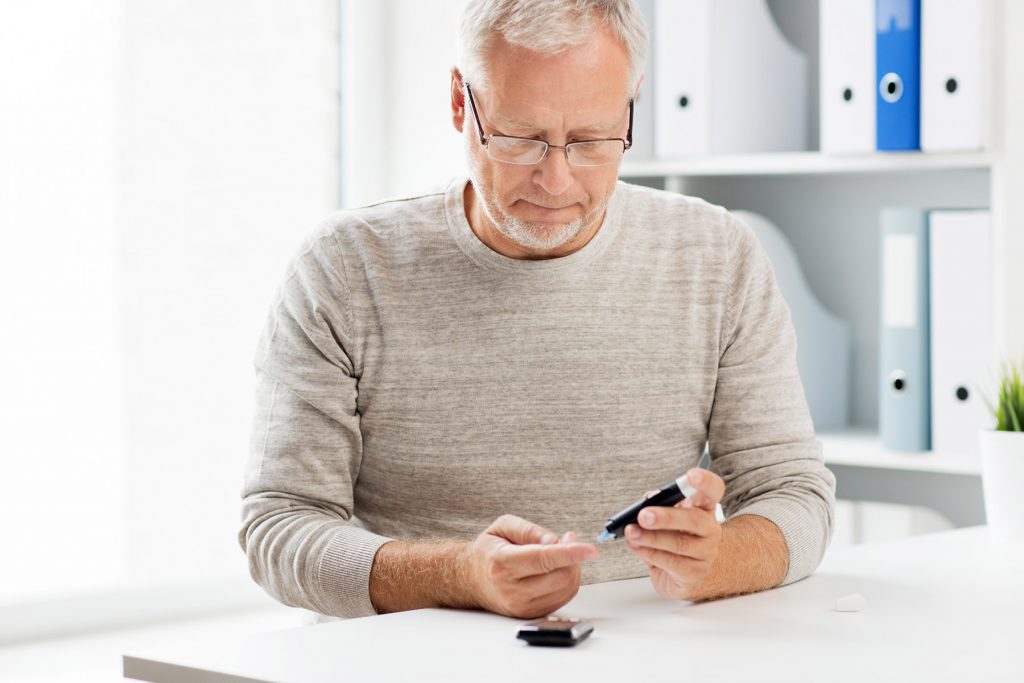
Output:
[454, 26, 634, 258]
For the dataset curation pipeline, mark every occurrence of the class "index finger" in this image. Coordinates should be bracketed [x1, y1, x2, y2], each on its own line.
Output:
[681, 468, 724, 511]
[504, 542, 600, 580]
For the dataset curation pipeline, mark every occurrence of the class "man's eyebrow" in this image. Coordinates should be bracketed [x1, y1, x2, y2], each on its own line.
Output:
[492, 116, 621, 136]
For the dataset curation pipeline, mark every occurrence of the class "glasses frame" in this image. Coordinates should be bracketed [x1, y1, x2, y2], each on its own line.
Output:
[463, 83, 633, 167]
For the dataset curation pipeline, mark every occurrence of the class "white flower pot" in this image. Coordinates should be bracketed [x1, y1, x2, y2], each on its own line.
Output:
[979, 429, 1024, 538]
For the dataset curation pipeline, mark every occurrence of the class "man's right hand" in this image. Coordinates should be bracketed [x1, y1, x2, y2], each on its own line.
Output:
[458, 515, 600, 618]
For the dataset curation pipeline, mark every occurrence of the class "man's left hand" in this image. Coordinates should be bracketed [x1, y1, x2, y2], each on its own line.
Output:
[624, 467, 724, 601]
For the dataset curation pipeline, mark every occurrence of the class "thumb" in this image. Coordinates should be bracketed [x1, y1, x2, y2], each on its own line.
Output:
[488, 514, 559, 546]
[680, 468, 725, 512]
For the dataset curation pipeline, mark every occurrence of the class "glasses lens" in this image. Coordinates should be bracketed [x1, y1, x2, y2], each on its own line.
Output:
[487, 136, 548, 164]
[566, 140, 625, 166]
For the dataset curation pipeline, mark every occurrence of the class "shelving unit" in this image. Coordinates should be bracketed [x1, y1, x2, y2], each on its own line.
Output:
[617, 1, 1024, 527]
[819, 428, 980, 476]
[820, 428, 986, 528]
[620, 150, 993, 178]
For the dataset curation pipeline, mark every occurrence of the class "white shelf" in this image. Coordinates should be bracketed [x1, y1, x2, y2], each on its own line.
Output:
[820, 427, 981, 476]
[619, 150, 993, 178]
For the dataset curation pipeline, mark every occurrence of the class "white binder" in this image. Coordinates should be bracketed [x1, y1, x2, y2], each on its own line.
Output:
[929, 210, 993, 457]
[653, 0, 806, 157]
[819, 0, 875, 153]
[653, 0, 709, 157]
[921, 0, 993, 152]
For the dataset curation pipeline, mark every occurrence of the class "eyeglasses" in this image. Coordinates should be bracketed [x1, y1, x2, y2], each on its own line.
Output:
[464, 83, 633, 167]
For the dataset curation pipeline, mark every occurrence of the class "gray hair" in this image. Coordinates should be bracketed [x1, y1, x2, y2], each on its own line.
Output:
[457, 0, 648, 95]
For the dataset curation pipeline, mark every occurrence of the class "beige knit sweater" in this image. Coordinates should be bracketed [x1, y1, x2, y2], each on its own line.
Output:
[239, 178, 836, 618]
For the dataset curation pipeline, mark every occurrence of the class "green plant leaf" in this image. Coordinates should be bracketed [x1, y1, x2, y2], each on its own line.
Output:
[987, 359, 1024, 432]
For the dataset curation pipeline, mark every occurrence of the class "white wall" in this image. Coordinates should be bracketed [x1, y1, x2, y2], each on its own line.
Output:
[341, 0, 466, 207]
[0, 0, 341, 603]
[119, 0, 341, 583]
[0, 0, 128, 601]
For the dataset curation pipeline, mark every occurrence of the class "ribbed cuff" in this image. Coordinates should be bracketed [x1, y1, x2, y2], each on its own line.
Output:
[316, 525, 394, 618]
[730, 498, 826, 586]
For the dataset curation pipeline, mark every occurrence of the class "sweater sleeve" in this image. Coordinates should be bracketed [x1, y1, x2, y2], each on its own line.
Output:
[238, 226, 392, 618]
[707, 215, 837, 586]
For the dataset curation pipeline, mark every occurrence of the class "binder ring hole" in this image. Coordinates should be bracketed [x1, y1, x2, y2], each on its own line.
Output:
[843, 88, 853, 102]
[889, 371, 907, 394]
[946, 78, 958, 94]
[678, 95, 689, 109]
[955, 386, 969, 402]
[880, 73, 903, 104]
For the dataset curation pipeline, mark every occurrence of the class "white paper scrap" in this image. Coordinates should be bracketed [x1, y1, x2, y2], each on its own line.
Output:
[835, 593, 867, 612]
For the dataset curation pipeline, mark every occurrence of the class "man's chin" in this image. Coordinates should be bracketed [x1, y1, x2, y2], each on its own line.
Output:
[496, 218, 586, 251]
[519, 220, 574, 237]
[508, 208, 590, 233]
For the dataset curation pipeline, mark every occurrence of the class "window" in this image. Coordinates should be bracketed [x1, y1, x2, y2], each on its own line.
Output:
[0, 0, 340, 615]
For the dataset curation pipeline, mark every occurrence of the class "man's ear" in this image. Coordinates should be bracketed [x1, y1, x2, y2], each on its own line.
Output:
[633, 74, 645, 103]
[451, 67, 466, 133]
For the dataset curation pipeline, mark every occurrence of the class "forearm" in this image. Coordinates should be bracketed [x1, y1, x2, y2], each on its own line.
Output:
[690, 514, 788, 601]
[369, 540, 477, 614]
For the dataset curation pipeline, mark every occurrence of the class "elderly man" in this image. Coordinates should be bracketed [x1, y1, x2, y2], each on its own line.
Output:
[240, 0, 835, 620]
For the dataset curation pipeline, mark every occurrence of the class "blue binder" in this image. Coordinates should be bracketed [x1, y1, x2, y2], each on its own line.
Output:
[879, 208, 930, 451]
[876, 0, 921, 150]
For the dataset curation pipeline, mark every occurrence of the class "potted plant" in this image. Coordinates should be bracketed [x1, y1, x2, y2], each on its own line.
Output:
[979, 361, 1024, 538]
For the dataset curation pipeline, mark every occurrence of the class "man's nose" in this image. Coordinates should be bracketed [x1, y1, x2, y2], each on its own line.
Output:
[533, 146, 575, 197]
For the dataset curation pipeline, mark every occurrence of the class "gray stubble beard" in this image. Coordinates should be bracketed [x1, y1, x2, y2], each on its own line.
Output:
[465, 145, 607, 252]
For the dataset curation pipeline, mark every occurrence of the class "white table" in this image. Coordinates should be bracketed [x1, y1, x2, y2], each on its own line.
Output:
[124, 527, 1024, 682]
